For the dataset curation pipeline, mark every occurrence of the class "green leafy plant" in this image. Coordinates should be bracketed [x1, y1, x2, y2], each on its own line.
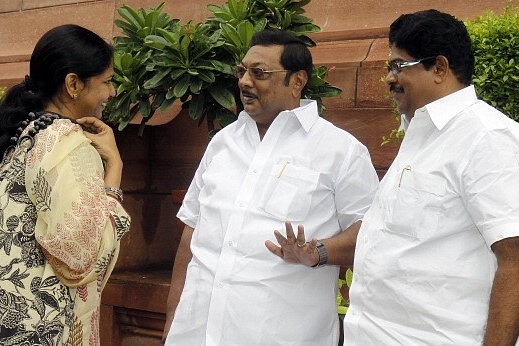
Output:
[380, 79, 405, 146]
[381, 103, 405, 146]
[381, 126, 405, 146]
[0, 87, 6, 102]
[466, 5, 519, 120]
[104, 0, 341, 135]
[337, 267, 353, 316]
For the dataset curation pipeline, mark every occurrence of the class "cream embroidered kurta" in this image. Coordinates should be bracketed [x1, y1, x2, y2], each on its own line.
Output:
[0, 118, 131, 345]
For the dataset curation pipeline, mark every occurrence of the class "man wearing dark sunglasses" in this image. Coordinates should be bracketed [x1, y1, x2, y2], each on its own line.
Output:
[267, 9, 519, 346]
[163, 29, 379, 345]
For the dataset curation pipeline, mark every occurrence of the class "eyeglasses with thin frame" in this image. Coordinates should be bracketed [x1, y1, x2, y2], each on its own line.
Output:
[233, 65, 290, 80]
[386, 56, 437, 76]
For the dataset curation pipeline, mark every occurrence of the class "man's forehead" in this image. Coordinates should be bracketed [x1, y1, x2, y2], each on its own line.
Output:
[388, 46, 412, 60]
[243, 45, 283, 64]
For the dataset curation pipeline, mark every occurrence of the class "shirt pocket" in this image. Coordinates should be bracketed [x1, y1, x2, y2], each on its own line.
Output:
[260, 161, 320, 222]
[385, 170, 446, 239]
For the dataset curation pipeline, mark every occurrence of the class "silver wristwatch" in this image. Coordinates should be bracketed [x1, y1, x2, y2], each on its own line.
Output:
[312, 241, 328, 267]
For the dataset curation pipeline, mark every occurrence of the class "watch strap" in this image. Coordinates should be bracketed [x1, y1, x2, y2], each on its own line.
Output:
[312, 241, 328, 267]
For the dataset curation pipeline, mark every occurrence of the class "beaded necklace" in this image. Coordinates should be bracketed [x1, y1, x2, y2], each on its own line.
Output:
[2, 111, 63, 162]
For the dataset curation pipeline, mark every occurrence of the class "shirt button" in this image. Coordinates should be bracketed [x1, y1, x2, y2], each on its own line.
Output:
[228, 241, 235, 247]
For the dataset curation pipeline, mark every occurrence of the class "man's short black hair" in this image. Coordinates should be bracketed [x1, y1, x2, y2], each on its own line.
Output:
[389, 9, 474, 85]
[250, 29, 313, 91]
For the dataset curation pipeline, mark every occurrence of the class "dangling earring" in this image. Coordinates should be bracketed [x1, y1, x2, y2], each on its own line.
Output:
[71, 94, 77, 100]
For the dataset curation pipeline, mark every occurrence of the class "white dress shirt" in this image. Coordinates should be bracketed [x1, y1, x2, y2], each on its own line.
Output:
[166, 100, 379, 346]
[344, 86, 519, 345]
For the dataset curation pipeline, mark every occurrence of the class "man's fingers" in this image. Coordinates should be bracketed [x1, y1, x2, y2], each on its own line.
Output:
[296, 224, 307, 246]
[284, 221, 296, 238]
[306, 238, 318, 254]
[265, 240, 283, 258]
[273, 230, 288, 245]
[284, 221, 297, 245]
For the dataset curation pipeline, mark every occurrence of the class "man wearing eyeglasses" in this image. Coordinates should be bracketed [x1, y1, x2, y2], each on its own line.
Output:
[163, 29, 379, 345]
[266, 9, 519, 346]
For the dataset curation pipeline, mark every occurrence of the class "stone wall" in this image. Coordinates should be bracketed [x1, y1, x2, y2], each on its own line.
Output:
[0, 1, 515, 344]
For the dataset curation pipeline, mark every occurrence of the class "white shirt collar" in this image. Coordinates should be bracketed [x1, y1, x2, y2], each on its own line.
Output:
[237, 99, 318, 132]
[415, 85, 478, 130]
[291, 99, 319, 132]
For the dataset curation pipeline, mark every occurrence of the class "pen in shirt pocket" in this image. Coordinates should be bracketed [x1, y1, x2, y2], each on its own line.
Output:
[277, 161, 290, 178]
[398, 165, 411, 187]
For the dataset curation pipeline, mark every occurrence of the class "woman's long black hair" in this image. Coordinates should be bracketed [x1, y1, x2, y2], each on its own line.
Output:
[0, 24, 113, 156]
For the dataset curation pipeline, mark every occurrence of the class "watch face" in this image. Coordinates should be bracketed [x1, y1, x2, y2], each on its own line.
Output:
[314, 241, 328, 267]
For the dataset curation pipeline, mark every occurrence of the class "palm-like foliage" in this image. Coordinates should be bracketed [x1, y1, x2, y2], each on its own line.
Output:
[104, 0, 341, 135]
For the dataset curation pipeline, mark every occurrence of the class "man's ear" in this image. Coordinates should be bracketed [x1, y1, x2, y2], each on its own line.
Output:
[64, 73, 84, 99]
[433, 55, 449, 79]
[292, 70, 308, 97]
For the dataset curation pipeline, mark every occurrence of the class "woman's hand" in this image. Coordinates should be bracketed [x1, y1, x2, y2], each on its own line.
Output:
[76, 117, 121, 163]
[265, 221, 319, 267]
[76, 117, 123, 188]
